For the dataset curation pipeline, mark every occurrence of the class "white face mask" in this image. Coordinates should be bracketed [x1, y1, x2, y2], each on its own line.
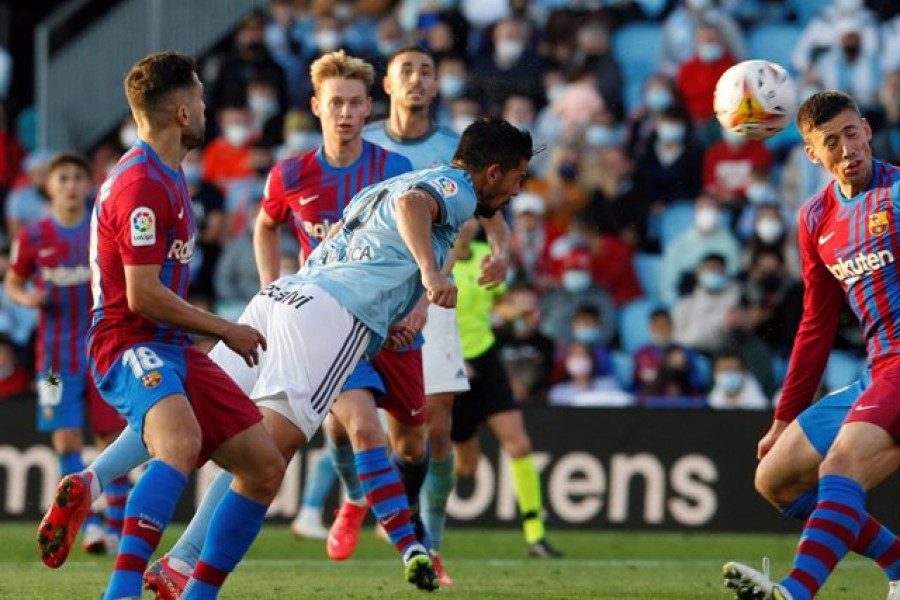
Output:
[439, 74, 465, 99]
[315, 29, 341, 52]
[723, 129, 748, 147]
[755, 216, 784, 243]
[248, 94, 279, 119]
[495, 39, 525, 64]
[562, 269, 592, 294]
[119, 125, 138, 148]
[835, 0, 862, 12]
[547, 83, 566, 104]
[223, 123, 251, 148]
[695, 207, 719, 232]
[686, 0, 713, 12]
[746, 182, 775, 204]
[565, 354, 593, 378]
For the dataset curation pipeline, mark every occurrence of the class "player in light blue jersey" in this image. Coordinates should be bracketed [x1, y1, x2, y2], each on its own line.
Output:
[150, 116, 532, 596]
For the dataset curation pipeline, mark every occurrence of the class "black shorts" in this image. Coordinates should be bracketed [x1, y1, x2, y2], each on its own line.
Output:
[451, 344, 518, 443]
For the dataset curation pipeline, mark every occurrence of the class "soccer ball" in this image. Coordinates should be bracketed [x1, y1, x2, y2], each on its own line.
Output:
[713, 60, 796, 141]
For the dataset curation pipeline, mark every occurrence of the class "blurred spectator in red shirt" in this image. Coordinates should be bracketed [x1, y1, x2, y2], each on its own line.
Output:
[508, 192, 560, 290]
[676, 22, 735, 126]
[202, 105, 255, 193]
[0, 333, 30, 399]
[703, 130, 773, 206]
[0, 105, 24, 196]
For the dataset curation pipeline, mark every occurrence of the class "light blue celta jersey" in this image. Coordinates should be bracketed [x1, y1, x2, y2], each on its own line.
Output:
[362, 121, 459, 170]
[297, 165, 476, 356]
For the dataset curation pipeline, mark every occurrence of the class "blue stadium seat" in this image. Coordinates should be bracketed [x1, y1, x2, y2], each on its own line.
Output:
[612, 23, 664, 113]
[611, 350, 635, 390]
[772, 355, 788, 387]
[787, 0, 830, 24]
[660, 201, 695, 249]
[693, 352, 712, 389]
[746, 24, 803, 73]
[618, 297, 659, 354]
[634, 253, 663, 302]
[825, 350, 864, 392]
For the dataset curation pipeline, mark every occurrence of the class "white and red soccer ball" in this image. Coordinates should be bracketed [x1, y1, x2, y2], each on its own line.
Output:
[714, 59, 797, 141]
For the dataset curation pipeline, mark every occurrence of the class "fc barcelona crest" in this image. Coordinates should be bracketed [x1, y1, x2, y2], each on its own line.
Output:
[142, 371, 162, 389]
[869, 211, 890, 237]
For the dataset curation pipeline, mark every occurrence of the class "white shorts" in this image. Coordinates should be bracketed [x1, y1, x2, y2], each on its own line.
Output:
[210, 283, 370, 441]
[421, 305, 470, 396]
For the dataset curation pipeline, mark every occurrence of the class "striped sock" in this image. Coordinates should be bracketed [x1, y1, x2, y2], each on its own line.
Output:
[170, 469, 234, 568]
[783, 488, 900, 581]
[356, 447, 417, 556]
[330, 440, 364, 502]
[779, 475, 866, 600]
[510, 455, 545, 544]
[104, 476, 131, 537]
[390, 451, 428, 511]
[422, 451, 456, 551]
[103, 460, 186, 600]
[181, 489, 268, 600]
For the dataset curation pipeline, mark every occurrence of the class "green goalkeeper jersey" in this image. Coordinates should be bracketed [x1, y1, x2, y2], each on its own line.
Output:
[452, 241, 506, 360]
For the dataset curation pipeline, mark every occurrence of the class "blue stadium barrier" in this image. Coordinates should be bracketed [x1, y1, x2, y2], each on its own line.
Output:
[788, 0, 830, 24]
[618, 297, 659, 354]
[634, 253, 663, 302]
[746, 23, 804, 72]
[612, 22, 665, 113]
[660, 201, 695, 249]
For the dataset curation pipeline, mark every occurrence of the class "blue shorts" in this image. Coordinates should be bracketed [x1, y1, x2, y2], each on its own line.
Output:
[797, 371, 870, 456]
[36, 372, 87, 433]
[94, 342, 192, 439]
[341, 359, 386, 400]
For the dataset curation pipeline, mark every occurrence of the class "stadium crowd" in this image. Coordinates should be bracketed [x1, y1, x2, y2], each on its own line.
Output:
[3, 0, 900, 409]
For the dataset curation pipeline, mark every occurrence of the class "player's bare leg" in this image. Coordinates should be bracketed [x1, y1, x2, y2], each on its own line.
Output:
[484, 409, 561, 558]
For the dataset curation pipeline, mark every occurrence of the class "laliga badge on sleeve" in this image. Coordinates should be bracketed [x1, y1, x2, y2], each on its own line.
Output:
[130, 207, 157, 247]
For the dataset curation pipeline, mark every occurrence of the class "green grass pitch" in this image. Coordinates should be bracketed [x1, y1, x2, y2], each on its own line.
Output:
[0, 523, 887, 598]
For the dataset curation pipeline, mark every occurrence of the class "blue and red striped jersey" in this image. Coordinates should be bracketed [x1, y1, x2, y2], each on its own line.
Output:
[778, 159, 900, 421]
[10, 214, 92, 376]
[88, 140, 196, 375]
[262, 140, 412, 261]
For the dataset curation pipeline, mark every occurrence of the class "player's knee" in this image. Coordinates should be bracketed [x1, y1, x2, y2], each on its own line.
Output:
[151, 434, 202, 472]
[502, 434, 532, 459]
[753, 470, 784, 508]
[348, 419, 386, 450]
[393, 436, 425, 463]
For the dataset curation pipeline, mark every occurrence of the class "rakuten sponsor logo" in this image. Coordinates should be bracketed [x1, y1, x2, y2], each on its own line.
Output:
[827, 249, 894, 285]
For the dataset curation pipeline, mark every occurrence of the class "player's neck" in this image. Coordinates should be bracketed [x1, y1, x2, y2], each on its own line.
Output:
[51, 205, 85, 227]
[388, 107, 430, 139]
[322, 136, 363, 167]
[139, 128, 187, 172]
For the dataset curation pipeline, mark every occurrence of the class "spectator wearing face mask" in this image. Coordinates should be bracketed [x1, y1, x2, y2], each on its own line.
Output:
[495, 285, 556, 404]
[525, 144, 588, 232]
[661, 192, 740, 304]
[702, 126, 773, 205]
[661, 0, 746, 76]
[211, 11, 288, 115]
[508, 192, 561, 289]
[871, 70, 900, 165]
[247, 75, 285, 147]
[626, 74, 686, 161]
[809, 18, 881, 112]
[551, 304, 615, 380]
[5, 149, 52, 241]
[436, 54, 471, 126]
[470, 17, 544, 114]
[672, 253, 741, 353]
[183, 149, 226, 298]
[708, 350, 769, 410]
[568, 22, 624, 121]
[720, 304, 777, 397]
[791, 0, 879, 75]
[632, 308, 705, 396]
[744, 205, 790, 265]
[735, 168, 783, 240]
[676, 22, 736, 129]
[202, 105, 256, 195]
[643, 345, 706, 406]
[635, 107, 704, 208]
[743, 250, 803, 360]
[276, 109, 321, 161]
[539, 248, 617, 344]
[548, 342, 632, 407]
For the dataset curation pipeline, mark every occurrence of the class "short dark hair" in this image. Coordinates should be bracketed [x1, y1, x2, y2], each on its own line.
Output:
[700, 252, 727, 267]
[574, 305, 600, 319]
[650, 307, 671, 320]
[796, 90, 860, 138]
[124, 51, 198, 124]
[453, 116, 534, 172]
[715, 348, 743, 365]
[386, 45, 434, 68]
[47, 151, 91, 178]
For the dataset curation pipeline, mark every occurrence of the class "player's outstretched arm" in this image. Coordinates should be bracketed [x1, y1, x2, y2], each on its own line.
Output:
[124, 264, 266, 366]
[396, 188, 456, 308]
[477, 211, 510, 289]
[253, 209, 282, 288]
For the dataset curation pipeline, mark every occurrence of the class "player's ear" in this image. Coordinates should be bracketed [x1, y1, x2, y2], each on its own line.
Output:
[804, 145, 818, 164]
[310, 95, 321, 118]
[862, 117, 873, 141]
[382, 74, 391, 96]
[364, 96, 372, 118]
